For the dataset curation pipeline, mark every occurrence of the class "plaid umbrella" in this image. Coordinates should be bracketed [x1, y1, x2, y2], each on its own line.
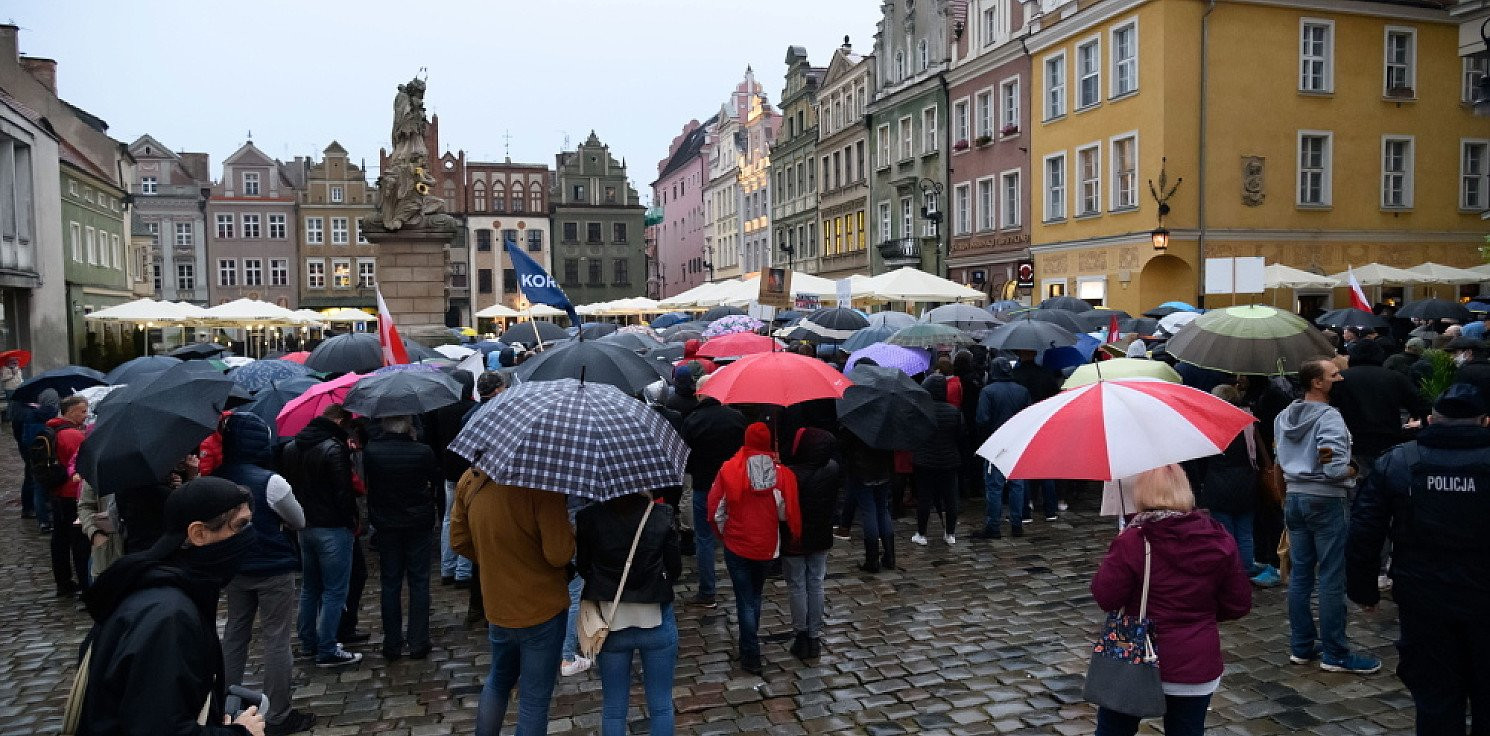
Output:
[229, 359, 318, 393]
[448, 378, 689, 501]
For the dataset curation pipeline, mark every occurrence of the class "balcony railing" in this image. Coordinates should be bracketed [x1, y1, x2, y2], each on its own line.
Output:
[878, 237, 922, 264]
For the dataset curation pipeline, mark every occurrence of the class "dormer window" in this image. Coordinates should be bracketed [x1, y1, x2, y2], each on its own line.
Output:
[242, 171, 260, 196]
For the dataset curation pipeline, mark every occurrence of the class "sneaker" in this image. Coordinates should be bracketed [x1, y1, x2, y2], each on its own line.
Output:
[943, 534, 956, 545]
[1250, 566, 1282, 588]
[1058, 501, 1069, 512]
[911, 533, 928, 546]
[970, 529, 1001, 540]
[686, 595, 718, 609]
[266, 709, 318, 736]
[1321, 653, 1382, 675]
[832, 526, 851, 540]
[1289, 643, 1324, 665]
[315, 646, 363, 668]
[1045, 514, 1060, 522]
[560, 657, 592, 676]
[1377, 574, 1393, 592]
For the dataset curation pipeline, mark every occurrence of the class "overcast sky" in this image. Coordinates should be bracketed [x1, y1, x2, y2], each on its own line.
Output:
[7, 0, 879, 203]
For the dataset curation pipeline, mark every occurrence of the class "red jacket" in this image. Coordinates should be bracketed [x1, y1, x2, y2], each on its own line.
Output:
[708, 422, 801, 561]
[1090, 511, 1252, 684]
[45, 416, 85, 500]
[675, 339, 718, 376]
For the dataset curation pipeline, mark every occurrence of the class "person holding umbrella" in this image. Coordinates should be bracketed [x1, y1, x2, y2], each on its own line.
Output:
[973, 360, 1033, 539]
[362, 415, 444, 660]
[783, 427, 839, 661]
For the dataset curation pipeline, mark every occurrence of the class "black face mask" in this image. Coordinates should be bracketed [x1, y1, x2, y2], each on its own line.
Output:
[180, 525, 257, 586]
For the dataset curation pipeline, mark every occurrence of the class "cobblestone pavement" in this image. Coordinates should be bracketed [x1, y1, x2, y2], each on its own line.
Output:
[0, 441, 1415, 735]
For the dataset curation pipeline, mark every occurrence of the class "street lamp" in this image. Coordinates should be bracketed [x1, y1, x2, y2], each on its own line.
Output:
[1473, 19, 1490, 116]
[1147, 157, 1182, 252]
[702, 245, 715, 281]
[918, 177, 945, 275]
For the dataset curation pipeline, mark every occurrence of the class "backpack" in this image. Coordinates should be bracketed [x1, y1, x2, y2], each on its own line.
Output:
[29, 426, 68, 490]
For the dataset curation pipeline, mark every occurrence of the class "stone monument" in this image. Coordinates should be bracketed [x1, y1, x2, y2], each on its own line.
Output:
[364, 75, 460, 344]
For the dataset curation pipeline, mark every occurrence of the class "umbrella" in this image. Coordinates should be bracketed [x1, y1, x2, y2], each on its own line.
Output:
[499, 321, 570, 345]
[597, 331, 664, 353]
[276, 372, 363, 436]
[307, 333, 384, 374]
[1315, 308, 1388, 331]
[401, 338, 441, 362]
[978, 378, 1256, 481]
[471, 340, 505, 355]
[1467, 301, 1490, 314]
[703, 314, 765, 338]
[1038, 333, 1103, 373]
[1063, 358, 1183, 389]
[104, 355, 184, 385]
[650, 312, 693, 330]
[771, 310, 804, 325]
[644, 344, 685, 364]
[927, 303, 1000, 332]
[1165, 305, 1335, 375]
[448, 378, 688, 502]
[1158, 311, 1202, 336]
[169, 342, 228, 360]
[514, 340, 671, 394]
[280, 351, 311, 364]
[577, 322, 620, 340]
[865, 311, 918, 330]
[12, 366, 108, 405]
[1119, 317, 1160, 335]
[789, 307, 871, 342]
[836, 364, 937, 450]
[696, 332, 785, 359]
[1008, 308, 1087, 333]
[0, 349, 31, 369]
[698, 351, 853, 405]
[661, 321, 710, 341]
[840, 325, 898, 353]
[885, 323, 974, 348]
[981, 320, 1078, 352]
[617, 324, 663, 341]
[238, 377, 320, 430]
[1158, 301, 1200, 312]
[986, 300, 1023, 314]
[1075, 309, 1132, 333]
[1395, 298, 1473, 324]
[845, 342, 933, 376]
[1038, 296, 1094, 313]
[344, 370, 463, 418]
[76, 362, 235, 495]
[229, 359, 318, 393]
[1143, 305, 1182, 318]
[702, 305, 746, 321]
[373, 362, 447, 375]
[434, 344, 477, 360]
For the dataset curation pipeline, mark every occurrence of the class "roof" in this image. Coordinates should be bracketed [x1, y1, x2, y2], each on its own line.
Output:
[58, 135, 117, 185]
[655, 113, 719, 181]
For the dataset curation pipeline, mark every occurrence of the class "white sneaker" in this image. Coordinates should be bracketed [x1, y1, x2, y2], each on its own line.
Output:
[911, 533, 928, 546]
[1377, 575, 1393, 592]
[1058, 501, 1069, 512]
[944, 534, 956, 545]
[560, 657, 591, 676]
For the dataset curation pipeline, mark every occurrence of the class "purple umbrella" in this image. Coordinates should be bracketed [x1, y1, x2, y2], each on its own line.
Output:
[372, 362, 446, 375]
[846, 342, 932, 376]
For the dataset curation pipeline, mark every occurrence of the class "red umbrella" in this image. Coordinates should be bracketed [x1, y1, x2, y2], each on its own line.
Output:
[698, 352, 852, 406]
[696, 332, 785, 359]
[0, 349, 31, 369]
[280, 351, 311, 365]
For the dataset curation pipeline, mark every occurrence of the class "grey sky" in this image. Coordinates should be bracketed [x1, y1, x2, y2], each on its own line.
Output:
[8, 0, 879, 202]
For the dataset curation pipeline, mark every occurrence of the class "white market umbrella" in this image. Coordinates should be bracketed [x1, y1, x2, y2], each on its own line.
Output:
[1407, 262, 1486, 285]
[525, 304, 567, 318]
[200, 298, 300, 325]
[1263, 263, 1339, 290]
[1327, 263, 1435, 287]
[475, 303, 522, 319]
[320, 307, 378, 323]
[860, 267, 986, 302]
[85, 298, 190, 323]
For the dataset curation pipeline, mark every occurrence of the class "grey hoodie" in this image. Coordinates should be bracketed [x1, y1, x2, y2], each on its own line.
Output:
[1273, 400, 1354, 497]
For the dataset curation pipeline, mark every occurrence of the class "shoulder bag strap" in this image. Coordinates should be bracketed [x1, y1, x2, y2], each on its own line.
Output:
[1137, 537, 1152, 620]
[605, 502, 655, 622]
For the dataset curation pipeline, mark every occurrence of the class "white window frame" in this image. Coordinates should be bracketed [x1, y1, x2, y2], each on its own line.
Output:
[331, 217, 349, 245]
[242, 258, 263, 286]
[1000, 76, 1021, 133]
[1110, 20, 1139, 98]
[1461, 139, 1489, 211]
[332, 258, 352, 289]
[976, 89, 995, 138]
[1076, 35, 1102, 110]
[111, 234, 121, 270]
[918, 39, 930, 71]
[877, 124, 892, 168]
[330, 185, 344, 203]
[1383, 26, 1417, 96]
[1110, 132, 1139, 210]
[953, 97, 970, 144]
[1380, 135, 1415, 209]
[268, 213, 286, 239]
[175, 222, 192, 247]
[878, 201, 892, 241]
[954, 183, 972, 235]
[1464, 56, 1489, 103]
[357, 258, 376, 288]
[215, 213, 234, 239]
[900, 196, 914, 239]
[1299, 19, 1334, 93]
[241, 171, 260, 196]
[305, 259, 325, 289]
[241, 213, 261, 239]
[1076, 143, 1102, 216]
[922, 106, 939, 154]
[70, 222, 81, 262]
[357, 218, 369, 244]
[217, 258, 237, 287]
[269, 258, 289, 287]
[1076, 276, 1108, 305]
[1297, 130, 1333, 207]
[141, 176, 157, 195]
[1044, 51, 1067, 120]
[898, 116, 914, 161]
[1044, 152, 1068, 222]
[305, 217, 324, 244]
[1001, 169, 1021, 228]
[177, 262, 195, 291]
[976, 176, 995, 232]
[85, 226, 98, 264]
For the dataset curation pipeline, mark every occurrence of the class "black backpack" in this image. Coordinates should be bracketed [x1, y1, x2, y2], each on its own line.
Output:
[29, 426, 68, 490]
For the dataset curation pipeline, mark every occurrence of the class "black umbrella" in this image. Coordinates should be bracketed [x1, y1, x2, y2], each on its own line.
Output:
[1076, 309, 1133, 333]
[597, 331, 664, 353]
[343, 370, 463, 418]
[702, 305, 746, 321]
[104, 355, 184, 385]
[238, 377, 320, 431]
[1119, 317, 1161, 335]
[12, 365, 107, 405]
[515, 340, 671, 394]
[402, 338, 441, 362]
[76, 361, 235, 495]
[1038, 296, 1094, 313]
[836, 365, 937, 450]
[1008, 308, 1087, 333]
[499, 321, 570, 346]
[577, 323, 620, 340]
[168, 342, 228, 360]
[1315, 308, 1388, 331]
[771, 310, 804, 325]
[661, 321, 710, 341]
[306, 333, 383, 374]
[784, 307, 871, 343]
[1143, 305, 1181, 318]
[982, 319, 1079, 352]
[644, 343, 685, 364]
[840, 325, 898, 353]
[1395, 298, 1473, 324]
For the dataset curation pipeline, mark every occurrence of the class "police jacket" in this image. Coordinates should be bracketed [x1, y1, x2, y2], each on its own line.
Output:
[1347, 422, 1490, 616]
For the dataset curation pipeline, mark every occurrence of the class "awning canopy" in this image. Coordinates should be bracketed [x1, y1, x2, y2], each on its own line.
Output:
[857, 267, 986, 302]
[1406, 262, 1486, 285]
[474, 303, 522, 318]
[1264, 263, 1340, 290]
[1328, 263, 1435, 286]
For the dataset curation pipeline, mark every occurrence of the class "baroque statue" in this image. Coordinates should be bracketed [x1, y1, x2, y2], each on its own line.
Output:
[373, 76, 457, 231]
[1241, 155, 1265, 207]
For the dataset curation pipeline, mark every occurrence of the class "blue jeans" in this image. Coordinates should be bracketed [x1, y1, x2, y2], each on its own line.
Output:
[782, 553, 827, 637]
[1284, 494, 1349, 661]
[597, 605, 678, 736]
[561, 574, 583, 661]
[441, 481, 472, 580]
[854, 480, 893, 551]
[297, 527, 354, 657]
[477, 611, 566, 736]
[373, 527, 432, 653]
[983, 461, 1026, 531]
[1211, 510, 1257, 573]
[723, 549, 767, 660]
[1037, 479, 1060, 517]
[691, 478, 717, 598]
[1095, 693, 1212, 736]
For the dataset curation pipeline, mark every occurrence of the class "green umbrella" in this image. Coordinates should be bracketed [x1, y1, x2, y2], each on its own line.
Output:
[1164, 305, 1335, 375]
[1063, 358, 1182, 389]
[885, 322, 975, 348]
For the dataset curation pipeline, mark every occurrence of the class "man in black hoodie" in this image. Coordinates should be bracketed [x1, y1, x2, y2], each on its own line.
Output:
[423, 371, 476, 587]
[679, 394, 747, 608]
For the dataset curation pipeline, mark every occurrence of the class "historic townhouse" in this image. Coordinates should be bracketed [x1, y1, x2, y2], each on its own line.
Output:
[206, 141, 299, 307]
[297, 142, 376, 311]
[739, 69, 782, 276]
[705, 89, 746, 281]
[651, 116, 715, 297]
[771, 48, 824, 275]
[0, 91, 64, 368]
[816, 38, 876, 282]
[465, 159, 550, 312]
[130, 136, 209, 304]
[551, 132, 646, 305]
[60, 141, 132, 362]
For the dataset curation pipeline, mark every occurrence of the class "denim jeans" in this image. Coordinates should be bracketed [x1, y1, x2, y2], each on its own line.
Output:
[854, 480, 893, 553]
[373, 527, 432, 654]
[597, 605, 678, 736]
[297, 526, 353, 658]
[1284, 494, 1350, 661]
[982, 461, 1025, 532]
[477, 611, 566, 736]
[1211, 510, 1257, 573]
[782, 553, 826, 638]
[723, 549, 767, 660]
[441, 481, 472, 580]
[1095, 693, 1212, 736]
[561, 574, 583, 662]
[691, 480, 717, 598]
[222, 573, 296, 725]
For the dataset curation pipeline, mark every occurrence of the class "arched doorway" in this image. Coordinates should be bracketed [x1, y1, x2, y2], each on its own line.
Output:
[1139, 254, 1195, 309]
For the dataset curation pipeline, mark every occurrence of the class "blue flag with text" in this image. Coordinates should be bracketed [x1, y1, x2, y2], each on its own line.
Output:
[505, 236, 580, 326]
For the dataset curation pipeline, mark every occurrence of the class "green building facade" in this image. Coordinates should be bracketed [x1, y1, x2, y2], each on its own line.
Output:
[60, 153, 133, 366]
[550, 132, 647, 306]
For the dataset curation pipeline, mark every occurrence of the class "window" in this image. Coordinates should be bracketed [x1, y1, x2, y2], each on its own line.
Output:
[70, 222, 81, 261]
[878, 201, 892, 240]
[983, 2, 1008, 45]
[270, 259, 288, 286]
[531, 187, 542, 212]
[85, 227, 98, 264]
[1112, 22, 1138, 97]
[562, 222, 578, 243]
[894, 51, 906, 80]
[1384, 28, 1416, 95]
[976, 91, 994, 138]
[511, 183, 526, 212]
[217, 258, 237, 286]
[953, 99, 969, 144]
[332, 258, 351, 288]
[331, 218, 348, 244]
[899, 116, 913, 160]
[586, 222, 602, 243]
[448, 262, 467, 288]
[954, 184, 971, 235]
[1298, 132, 1332, 206]
[216, 214, 234, 239]
[877, 124, 891, 167]
[1001, 170, 1021, 228]
[358, 259, 375, 287]
[1381, 136, 1414, 208]
[1112, 134, 1138, 209]
[1044, 52, 1067, 119]
[856, 141, 866, 180]
[177, 262, 195, 291]
[918, 39, 930, 71]
[501, 229, 519, 248]
[330, 186, 344, 203]
[503, 268, 517, 292]
[588, 259, 602, 285]
[241, 214, 260, 239]
[243, 258, 262, 286]
[147, 222, 160, 246]
[1462, 141, 1488, 210]
[900, 197, 913, 238]
[268, 214, 286, 239]
[1077, 37, 1101, 109]
[492, 184, 506, 212]
[1001, 78, 1020, 131]
[613, 259, 629, 285]
[175, 222, 192, 247]
[1464, 56, 1489, 103]
[477, 268, 494, 294]
[153, 262, 162, 291]
[1077, 145, 1101, 215]
[305, 217, 323, 244]
[1044, 153, 1067, 221]
[241, 171, 259, 196]
[922, 191, 939, 237]
[572, 184, 587, 202]
[141, 176, 157, 195]
[604, 186, 618, 204]
[356, 218, 367, 243]
[528, 229, 543, 252]
[68, 180, 78, 197]
[977, 178, 995, 231]
[476, 229, 492, 251]
[305, 260, 325, 289]
[110, 233, 121, 269]
[1300, 20, 1334, 92]
[613, 223, 628, 243]
[564, 259, 579, 285]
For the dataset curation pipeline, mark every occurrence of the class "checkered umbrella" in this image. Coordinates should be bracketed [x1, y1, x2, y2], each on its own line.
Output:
[448, 378, 689, 501]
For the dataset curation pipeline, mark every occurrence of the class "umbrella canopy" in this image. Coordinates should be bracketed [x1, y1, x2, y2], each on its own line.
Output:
[320, 307, 378, 323]
[1063, 358, 1182, 389]
[372, 362, 447, 375]
[926, 303, 1000, 332]
[1158, 311, 1202, 336]
[306, 332, 383, 374]
[578, 322, 620, 340]
[1395, 298, 1473, 323]
[0, 348, 31, 369]
[276, 372, 363, 436]
[978, 378, 1256, 481]
[280, 351, 311, 364]
[229, 359, 318, 393]
[1327, 263, 1433, 287]
[344, 370, 463, 418]
[858, 267, 986, 302]
[1315, 308, 1388, 330]
[1075, 309, 1133, 333]
[12, 365, 108, 405]
[886, 323, 975, 348]
[400, 338, 441, 362]
[865, 311, 918, 330]
[1264, 263, 1339, 290]
[698, 351, 853, 405]
[597, 331, 664, 353]
[644, 343, 685, 364]
[448, 378, 688, 502]
[1165, 304, 1334, 375]
[703, 314, 765, 338]
[845, 342, 933, 375]
[837, 364, 938, 450]
[661, 321, 711, 341]
[650, 312, 693, 330]
[499, 320, 570, 345]
[434, 344, 477, 360]
[77, 362, 235, 495]
[771, 309, 804, 325]
[697, 332, 784, 359]
[474, 303, 522, 319]
[803, 307, 870, 334]
[1469, 301, 1490, 314]
[1119, 317, 1161, 335]
[169, 342, 228, 360]
[702, 305, 747, 321]
[981, 320, 1078, 352]
[514, 340, 671, 394]
[987, 299, 1024, 314]
[1009, 308, 1087, 333]
[1406, 262, 1486, 285]
[840, 324, 898, 353]
[104, 355, 183, 385]
[1038, 296, 1095, 313]
[1143, 305, 1183, 318]
[237, 377, 320, 431]
[664, 329, 705, 344]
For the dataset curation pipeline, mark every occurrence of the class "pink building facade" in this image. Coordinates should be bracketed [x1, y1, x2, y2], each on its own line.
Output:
[650, 117, 714, 298]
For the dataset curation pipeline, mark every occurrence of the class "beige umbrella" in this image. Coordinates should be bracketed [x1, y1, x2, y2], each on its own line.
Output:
[1263, 263, 1339, 290]
[1406, 262, 1486, 285]
[1327, 263, 1435, 286]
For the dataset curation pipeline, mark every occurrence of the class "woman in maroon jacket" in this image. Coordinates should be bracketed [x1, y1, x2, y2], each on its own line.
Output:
[1090, 464, 1252, 736]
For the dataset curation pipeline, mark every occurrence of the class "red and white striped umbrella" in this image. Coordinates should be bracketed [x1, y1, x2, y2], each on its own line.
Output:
[977, 378, 1256, 481]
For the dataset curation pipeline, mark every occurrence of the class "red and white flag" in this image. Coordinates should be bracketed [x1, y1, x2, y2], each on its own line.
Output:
[376, 287, 409, 366]
[1346, 266, 1372, 312]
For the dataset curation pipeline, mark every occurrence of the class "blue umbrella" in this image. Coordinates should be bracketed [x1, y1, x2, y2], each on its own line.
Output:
[1038, 333, 1103, 373]
[230, 359, 318, 393]
[650, 312, 693, 330]
[1159, 301, 1201, 312]
[472, 340, 505, 355]
[1466, 301, 1490, 314]
[105, 355, 183, 385]
[237, 377, 320, 432]
[13, 365, 108, 405]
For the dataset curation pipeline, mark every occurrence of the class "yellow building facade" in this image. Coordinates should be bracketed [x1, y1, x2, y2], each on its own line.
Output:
[1028, 0, 1488, 314]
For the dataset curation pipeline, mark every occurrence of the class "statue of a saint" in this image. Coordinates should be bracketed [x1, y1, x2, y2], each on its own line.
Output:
[373, 76, 456, 231]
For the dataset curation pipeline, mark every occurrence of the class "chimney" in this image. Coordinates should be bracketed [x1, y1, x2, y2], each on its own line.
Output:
[19, 57, 57, 94]
[0, 25, 17, 68]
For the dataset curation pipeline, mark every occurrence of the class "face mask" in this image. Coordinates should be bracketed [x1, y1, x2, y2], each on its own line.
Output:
[1455, 353, 1471, 366]
[181, 525, 257, 586]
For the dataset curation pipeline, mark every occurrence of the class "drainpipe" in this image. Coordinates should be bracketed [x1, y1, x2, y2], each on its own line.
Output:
[938, 70, 950, 278]
[1197, 0, 1216, 308]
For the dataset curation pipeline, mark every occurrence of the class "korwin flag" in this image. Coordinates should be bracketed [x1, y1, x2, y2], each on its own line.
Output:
[505, 235, 580, 326]
[1346, 266, 1372, 313]
[376, 287, 410, 366]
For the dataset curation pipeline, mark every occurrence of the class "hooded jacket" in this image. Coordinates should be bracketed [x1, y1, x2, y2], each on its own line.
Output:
[975, 365, 1032, 445]
[784, 428, 840, 555]
[362, 430, 443, 531]
[214, 413, 303, 577]
[1274, 400, 1354, 497]
[676, 339, 718, 376]
[708, 423, 802, 561]
[681, 397, 747, 491]
[279, 416, 358, 529]
[913, 375, 964, 469]
[45, 415, 85, 500]
[1090, 511, 1252, 684]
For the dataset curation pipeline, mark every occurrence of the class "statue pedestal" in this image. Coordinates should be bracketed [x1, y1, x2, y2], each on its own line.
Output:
[365, 223, 458, 345]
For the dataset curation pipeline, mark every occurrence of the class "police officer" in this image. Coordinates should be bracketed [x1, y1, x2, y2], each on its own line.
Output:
[1347, 382, 1490, 735]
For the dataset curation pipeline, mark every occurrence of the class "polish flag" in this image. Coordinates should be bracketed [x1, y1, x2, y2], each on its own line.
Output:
[1107, 313, 1121, 344]
[1346, 266, 1372, 313]
[376, 287, 409, 366]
